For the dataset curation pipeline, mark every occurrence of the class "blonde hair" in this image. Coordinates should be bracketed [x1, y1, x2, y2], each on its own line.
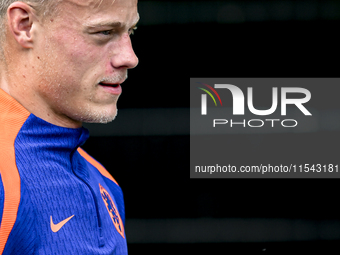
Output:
[0, 0, 58, 17]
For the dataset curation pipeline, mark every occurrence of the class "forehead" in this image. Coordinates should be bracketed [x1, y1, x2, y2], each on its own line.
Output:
[56, 0, 138, 25]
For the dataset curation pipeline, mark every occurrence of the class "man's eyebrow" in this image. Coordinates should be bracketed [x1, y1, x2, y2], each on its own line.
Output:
[85, 21, 123, 28]
[85, 14, 140, 29]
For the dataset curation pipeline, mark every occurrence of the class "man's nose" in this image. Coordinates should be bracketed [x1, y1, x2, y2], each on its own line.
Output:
[110, 33, 139, 70]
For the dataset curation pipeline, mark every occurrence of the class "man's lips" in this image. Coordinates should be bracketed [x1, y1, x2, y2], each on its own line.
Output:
[99, 82, 120, 87]
[98, 82, 122, 95]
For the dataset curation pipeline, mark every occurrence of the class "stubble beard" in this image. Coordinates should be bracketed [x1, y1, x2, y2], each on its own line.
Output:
[78, 98, 119, 124]
[74, 72, 127, 124]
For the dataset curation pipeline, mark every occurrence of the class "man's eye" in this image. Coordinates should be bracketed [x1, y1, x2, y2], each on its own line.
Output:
[99, 30, 112, 36]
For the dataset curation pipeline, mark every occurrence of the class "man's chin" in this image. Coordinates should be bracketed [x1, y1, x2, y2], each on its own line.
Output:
[76, 107, 118, 124]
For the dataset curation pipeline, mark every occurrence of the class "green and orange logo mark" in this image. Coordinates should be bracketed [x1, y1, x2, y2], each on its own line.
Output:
[197, 82, 223, 107]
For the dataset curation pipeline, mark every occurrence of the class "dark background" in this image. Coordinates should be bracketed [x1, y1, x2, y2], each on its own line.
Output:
[83, 0, 340, 253]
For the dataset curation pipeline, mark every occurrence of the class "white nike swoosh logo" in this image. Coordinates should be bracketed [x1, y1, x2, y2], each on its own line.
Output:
[50, 215, 74, 233]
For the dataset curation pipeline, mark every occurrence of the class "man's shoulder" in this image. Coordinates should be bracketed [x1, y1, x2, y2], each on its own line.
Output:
[77, 147, 120, 186]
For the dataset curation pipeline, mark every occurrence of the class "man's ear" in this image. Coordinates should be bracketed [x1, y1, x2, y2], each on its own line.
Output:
[7, 2, 35, 48]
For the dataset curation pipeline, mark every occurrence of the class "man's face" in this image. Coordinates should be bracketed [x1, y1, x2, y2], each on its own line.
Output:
[32, 0, 139, 125]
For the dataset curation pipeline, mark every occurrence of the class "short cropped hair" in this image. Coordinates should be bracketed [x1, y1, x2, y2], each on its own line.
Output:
[0, 0, 58, 18]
